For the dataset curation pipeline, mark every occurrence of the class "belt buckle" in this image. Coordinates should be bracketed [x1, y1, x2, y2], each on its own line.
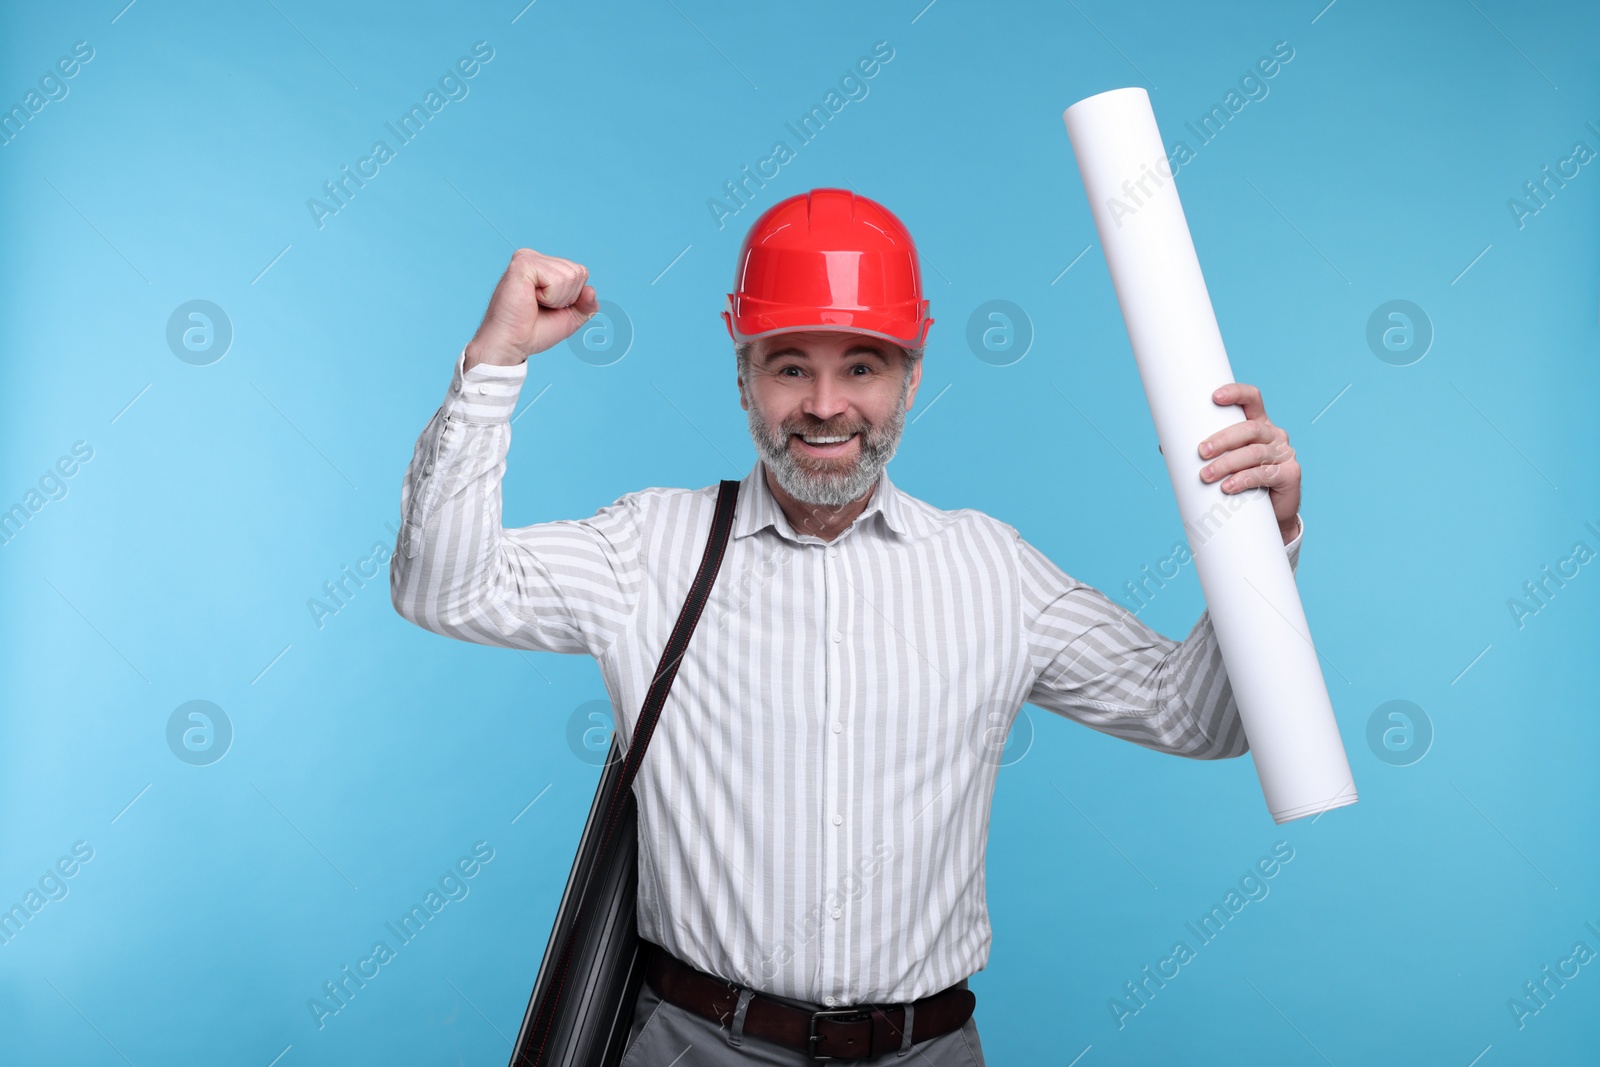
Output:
[807, 1007, 872, 1061]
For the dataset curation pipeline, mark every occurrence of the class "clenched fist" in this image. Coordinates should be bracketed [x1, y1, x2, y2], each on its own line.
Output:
[462, 249, 599, 369]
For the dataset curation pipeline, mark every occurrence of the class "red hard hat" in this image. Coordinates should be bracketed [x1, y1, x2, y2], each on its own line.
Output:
[723, 188, 933, 349]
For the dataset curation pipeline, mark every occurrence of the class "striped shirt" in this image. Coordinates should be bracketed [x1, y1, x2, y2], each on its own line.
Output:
[391, 350, 1303, 1007]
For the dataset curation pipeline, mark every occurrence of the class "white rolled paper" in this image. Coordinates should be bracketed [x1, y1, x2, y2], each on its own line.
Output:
[1062, 87, 1357, 824]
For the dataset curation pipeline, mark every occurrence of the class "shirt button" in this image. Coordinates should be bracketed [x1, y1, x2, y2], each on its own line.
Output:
[824, 995, 837, 1006]
[831, 721, 842, 734]
[828, 547, 838, 558]
[832, 813, 842, 826]
[477, 384, 489, 395]
[423, 463, 433, 475]
[453, 380, 462, 393]
[832, 631, 842, 643]
[831, 907, 843, 919]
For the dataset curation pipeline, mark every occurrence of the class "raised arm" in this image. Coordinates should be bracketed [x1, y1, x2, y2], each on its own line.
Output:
[390, 250, 642, 658]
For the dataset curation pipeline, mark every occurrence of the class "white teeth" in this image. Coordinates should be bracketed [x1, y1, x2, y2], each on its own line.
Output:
[800, 434, 853, 444]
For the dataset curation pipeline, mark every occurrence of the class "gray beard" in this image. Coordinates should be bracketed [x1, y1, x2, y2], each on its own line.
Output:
[746, 372, 912, 508]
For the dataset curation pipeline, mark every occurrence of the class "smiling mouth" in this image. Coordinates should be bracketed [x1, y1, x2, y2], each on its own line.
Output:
[791, 432, 859, 457]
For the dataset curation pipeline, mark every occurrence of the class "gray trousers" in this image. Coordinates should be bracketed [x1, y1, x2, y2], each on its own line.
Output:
[617, 974, 987, 1066]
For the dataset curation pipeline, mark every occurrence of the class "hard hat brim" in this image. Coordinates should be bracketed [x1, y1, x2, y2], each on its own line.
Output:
[723, 298, 932, 350]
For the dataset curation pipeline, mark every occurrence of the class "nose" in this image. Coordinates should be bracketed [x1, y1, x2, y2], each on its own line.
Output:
[800, 373, 850, 424]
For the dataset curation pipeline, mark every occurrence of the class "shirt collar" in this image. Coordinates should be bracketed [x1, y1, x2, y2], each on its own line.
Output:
[732, 459, 916, 543]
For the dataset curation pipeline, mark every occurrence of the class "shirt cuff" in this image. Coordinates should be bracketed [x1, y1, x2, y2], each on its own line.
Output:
[1283, 513, 1304, 569]
[442, 346, 528, 424]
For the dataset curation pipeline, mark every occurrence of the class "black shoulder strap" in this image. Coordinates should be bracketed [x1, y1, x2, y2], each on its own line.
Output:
[600, 478, 740, 840]
[521, 477, 740, 1064]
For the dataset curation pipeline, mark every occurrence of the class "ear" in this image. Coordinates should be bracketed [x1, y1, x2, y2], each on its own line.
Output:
[737, 369, 749, 411]
[903, 354, 923, 411]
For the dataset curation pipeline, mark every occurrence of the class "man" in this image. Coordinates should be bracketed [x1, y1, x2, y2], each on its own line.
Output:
[391, 189, 1304, 1064]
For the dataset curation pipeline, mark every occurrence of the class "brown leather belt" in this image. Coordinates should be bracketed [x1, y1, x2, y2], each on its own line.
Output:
[642, 940, 976, 1060]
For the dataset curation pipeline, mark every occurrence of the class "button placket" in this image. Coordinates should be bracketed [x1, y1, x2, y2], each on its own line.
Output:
[820, 538, 847, 985]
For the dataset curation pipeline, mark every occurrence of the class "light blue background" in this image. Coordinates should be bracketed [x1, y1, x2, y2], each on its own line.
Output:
[1, 1, 1596, 1064]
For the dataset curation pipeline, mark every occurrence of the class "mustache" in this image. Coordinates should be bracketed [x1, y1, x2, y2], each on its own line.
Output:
[785, 418, 867, 437]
